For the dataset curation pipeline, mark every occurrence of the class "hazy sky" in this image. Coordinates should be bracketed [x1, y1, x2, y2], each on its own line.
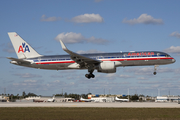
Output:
[0, 0, 180, 96]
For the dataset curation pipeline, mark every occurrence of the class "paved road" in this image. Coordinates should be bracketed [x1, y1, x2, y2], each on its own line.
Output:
[0, 102, 180, 108]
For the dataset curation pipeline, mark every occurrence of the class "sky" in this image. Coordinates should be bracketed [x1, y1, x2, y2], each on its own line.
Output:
[0, 0, 180, 96]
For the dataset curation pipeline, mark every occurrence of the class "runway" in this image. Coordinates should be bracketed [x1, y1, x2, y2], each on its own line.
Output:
[0, 102, 180, 108]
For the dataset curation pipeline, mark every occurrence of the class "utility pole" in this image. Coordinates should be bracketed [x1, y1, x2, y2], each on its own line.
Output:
[4, 88, 6, 96]
[62, 89, 63, 96]
[128, 88, 129, 101]
[169, 90, 170, 102]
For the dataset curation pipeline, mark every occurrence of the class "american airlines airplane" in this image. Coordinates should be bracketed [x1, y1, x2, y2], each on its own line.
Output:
[7, 32, 175, 79]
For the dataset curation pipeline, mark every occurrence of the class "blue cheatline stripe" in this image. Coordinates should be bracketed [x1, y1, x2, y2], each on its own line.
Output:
[33, 55, 168, 62]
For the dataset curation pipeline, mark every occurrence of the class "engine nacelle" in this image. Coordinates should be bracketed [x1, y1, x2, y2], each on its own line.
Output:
[97, 61, 116, 73]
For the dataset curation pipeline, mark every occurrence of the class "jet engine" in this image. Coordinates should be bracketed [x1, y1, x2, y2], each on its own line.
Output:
[97, 61, 116, 73]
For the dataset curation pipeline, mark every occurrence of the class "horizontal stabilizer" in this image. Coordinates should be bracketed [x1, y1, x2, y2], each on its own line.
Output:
[7, 57, 31, 64]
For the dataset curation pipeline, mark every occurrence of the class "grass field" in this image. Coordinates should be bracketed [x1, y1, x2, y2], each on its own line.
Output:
[0, 107, 180, 120]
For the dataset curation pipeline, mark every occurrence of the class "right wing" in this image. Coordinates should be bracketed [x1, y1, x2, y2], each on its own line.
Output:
[60, 40, 101, 67]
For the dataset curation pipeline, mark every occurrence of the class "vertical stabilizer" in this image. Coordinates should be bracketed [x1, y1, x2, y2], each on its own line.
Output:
[8, 32, 42, 59]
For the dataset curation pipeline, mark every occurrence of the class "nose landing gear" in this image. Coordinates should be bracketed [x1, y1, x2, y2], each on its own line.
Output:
[153, 65, 158, 75]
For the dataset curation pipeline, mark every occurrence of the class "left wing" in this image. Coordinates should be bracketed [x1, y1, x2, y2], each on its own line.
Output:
[7, 57, 31, 65]
[60, 40, 101, 67]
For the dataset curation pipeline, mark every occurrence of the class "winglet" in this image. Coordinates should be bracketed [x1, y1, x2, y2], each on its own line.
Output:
[60, 40, 67, 51]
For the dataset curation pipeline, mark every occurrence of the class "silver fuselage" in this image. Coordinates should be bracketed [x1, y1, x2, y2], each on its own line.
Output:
[13, 51, 175, 70]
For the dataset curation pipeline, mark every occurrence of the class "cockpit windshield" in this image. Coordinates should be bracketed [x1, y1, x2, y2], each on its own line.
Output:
[165, 55, 171, 57]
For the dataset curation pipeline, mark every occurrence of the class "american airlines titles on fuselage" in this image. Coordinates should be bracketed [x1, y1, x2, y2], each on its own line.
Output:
[7, 32, 175, 79]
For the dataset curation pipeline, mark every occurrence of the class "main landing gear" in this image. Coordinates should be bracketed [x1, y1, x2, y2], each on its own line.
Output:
[85, 65, 95, 79]
[85, 73, 95, 79]
[153, 65, 158, 75]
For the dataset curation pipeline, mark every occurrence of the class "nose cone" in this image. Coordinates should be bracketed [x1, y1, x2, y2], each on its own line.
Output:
[172, 58, 176, 63]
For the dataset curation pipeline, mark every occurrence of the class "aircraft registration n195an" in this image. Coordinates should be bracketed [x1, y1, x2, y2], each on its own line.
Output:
[7, 32, 176, 79]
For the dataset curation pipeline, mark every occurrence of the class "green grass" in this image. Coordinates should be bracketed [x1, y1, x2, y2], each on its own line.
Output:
[0, 108, 180, 120]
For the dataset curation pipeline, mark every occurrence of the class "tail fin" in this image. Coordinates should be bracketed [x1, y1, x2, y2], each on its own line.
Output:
[8, 32, 41, 59]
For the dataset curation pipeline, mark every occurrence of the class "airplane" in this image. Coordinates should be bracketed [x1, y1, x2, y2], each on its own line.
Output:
[115, 96, 129, 102]
[7, 32, 176, 79]
[80, 97, 94, 102]
[47, 96, 55, 102]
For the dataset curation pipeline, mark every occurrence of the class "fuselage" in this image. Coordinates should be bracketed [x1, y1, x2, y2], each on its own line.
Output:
[16, 51, 175, 70]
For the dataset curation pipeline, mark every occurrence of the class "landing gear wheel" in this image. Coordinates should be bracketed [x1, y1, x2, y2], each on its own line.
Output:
[85, 74, 95, 79]
[153, 72, 157, 75]
[85, 74, 91, 79]
[91, 74, 95, 78]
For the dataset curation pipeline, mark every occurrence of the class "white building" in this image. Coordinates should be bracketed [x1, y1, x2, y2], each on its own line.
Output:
[0, 95, 5, 101]
[91, 97, 114, 102]
[0, 95, 8, 102]
[155, 96, 180, 102]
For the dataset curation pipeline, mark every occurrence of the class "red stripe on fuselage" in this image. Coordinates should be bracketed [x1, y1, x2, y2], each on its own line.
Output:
[36, 61, 75, 65]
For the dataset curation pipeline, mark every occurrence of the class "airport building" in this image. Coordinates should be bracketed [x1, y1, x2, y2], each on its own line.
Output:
[54, 97, 75, 102]
[88, 94, 115, 102]
[155, 96, 180, 102]
[91, 97, 115, 102]
[139, 96, 156, 101]
[0, 95, 9, 102]
[0, 95, 6, 102]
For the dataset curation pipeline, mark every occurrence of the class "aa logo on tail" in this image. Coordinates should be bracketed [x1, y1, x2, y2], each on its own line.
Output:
[18, 43, 30, 53]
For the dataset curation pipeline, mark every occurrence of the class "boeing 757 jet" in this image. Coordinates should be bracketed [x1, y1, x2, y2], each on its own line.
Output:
[7, 32, 175, 79]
